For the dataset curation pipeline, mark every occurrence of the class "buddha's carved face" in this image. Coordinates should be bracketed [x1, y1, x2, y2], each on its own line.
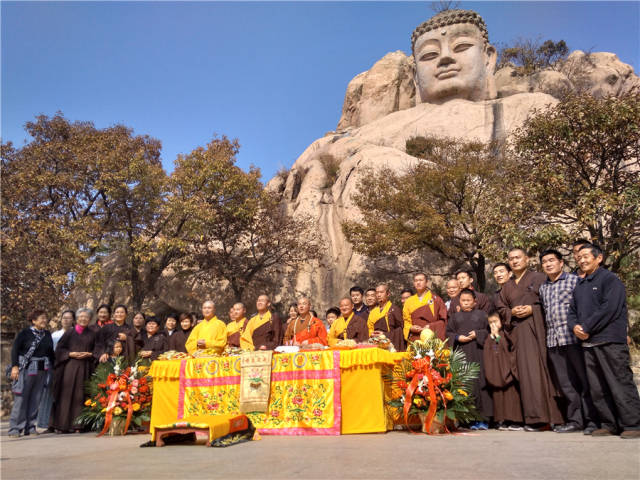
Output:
[413, 22, 496, 104]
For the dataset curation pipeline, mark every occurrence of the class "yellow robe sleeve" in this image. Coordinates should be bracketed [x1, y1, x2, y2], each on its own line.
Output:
[239, 318, 255, 351]
[327, 317, 344, 347]
[402, 299, 413, 341]
[206, 319, 228, 353]
[185, 323, 201, 355]
[367, 311, 376, 337]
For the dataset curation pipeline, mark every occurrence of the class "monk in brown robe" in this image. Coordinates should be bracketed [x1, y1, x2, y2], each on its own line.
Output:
[283, 297, 328, 346]
[240, 294, 283, 350]
[447, 270, 492, 318]
[402, 272, 448, 342]
[328, 298, 369, 347]
[483, 312, 524, 427]
[495, 248, 563, 430]
[52, 308, 98, 433]
[168, 313, 193, 353]
[226, 303, 249, 348]
[368, 284, 405, 351]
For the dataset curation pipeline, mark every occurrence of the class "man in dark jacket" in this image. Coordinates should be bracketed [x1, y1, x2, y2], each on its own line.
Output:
[567, 244, 640, 439]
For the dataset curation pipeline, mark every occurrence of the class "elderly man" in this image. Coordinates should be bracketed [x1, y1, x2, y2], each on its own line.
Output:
[328, 298, 369, 347]
[368, 284, 405, 351]
[226, 303, 249, 348]
[568, 244, 640, 439]
[185, 300, 227, 354]
[240, 294, 283, 351]
[444, 279, 460, 310]
[283, 297, 327, 346]
[496, 248, 563, 431]
[402, 272, 447, 342]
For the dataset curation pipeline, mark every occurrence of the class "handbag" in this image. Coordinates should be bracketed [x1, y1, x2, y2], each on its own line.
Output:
[8, 330, 45, 391]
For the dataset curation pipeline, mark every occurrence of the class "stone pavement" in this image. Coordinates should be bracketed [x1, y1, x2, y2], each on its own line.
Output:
[1, 421, 638, 480]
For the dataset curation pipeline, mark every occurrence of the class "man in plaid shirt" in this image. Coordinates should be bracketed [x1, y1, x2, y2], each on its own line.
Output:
[539, 248, 598, 434]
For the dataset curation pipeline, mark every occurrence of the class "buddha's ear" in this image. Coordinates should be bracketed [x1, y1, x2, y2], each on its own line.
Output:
[485, 43, 498, 76]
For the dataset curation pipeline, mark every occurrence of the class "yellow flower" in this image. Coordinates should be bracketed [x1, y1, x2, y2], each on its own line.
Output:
[132, 403, 141, 412]
[114, 407, 123, 416]
[91, 401, 97, 407]
[457, 389, 468, 397]
[444, 390, 454, 401]
[84, 399, 92, 406]
[101, 408, 107, 413]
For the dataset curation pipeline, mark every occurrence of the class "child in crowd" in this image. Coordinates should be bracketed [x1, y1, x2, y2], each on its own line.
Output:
[446, 289, 491, 429]
[483, 312, 524, 430]
[110, 340, 125, 363]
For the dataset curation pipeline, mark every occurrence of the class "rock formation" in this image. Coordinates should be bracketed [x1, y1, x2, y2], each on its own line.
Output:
[268, 10, 640, 313]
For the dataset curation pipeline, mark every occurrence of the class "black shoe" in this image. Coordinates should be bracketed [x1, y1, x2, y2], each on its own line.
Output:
[554, 423, 582, 433]
[524, 423, 549, 432]
[583, 425, 598, 435]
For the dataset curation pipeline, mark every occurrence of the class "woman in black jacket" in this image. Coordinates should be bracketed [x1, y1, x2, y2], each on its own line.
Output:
[8, 310, 55, 437]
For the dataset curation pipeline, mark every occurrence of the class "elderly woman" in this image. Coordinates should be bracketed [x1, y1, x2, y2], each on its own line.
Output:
[52, 308, 98, 433]
[8, 310, 55, 437]
[97, 304, 136, 364]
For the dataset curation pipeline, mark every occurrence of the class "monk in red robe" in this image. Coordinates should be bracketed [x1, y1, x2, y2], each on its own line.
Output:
[283, 297, 327, 346]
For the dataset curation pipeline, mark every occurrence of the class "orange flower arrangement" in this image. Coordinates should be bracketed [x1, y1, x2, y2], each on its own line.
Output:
[76, 358, 153, 435]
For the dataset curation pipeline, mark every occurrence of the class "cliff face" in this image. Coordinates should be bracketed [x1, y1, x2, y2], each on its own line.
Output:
[267, 50, 639, 313]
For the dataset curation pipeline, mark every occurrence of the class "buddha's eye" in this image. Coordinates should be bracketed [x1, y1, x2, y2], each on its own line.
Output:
[419, 51, 439, 61]
[453, 42, 473, 53]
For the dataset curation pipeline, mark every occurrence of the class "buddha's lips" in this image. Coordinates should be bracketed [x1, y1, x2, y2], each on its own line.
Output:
[436, 69, 460, 79]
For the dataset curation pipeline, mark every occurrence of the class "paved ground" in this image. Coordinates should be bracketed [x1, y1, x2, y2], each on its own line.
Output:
[1, 422, 638, 480]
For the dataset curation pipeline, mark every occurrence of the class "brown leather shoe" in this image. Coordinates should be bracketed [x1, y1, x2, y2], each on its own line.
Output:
[620, 430, 640, 439]
[591, 428, 615, 436]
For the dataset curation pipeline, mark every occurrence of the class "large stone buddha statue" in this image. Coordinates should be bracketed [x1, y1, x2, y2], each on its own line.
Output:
[411, 9, 497, 104]
[270, 9, 559, 311]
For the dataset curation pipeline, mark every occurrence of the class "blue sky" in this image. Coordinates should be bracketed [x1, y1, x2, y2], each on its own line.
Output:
[3, 1, 638, 181]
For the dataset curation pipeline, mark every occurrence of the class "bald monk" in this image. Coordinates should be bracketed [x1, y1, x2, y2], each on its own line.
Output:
[226, 303, 249, 348]
[328, 298, 369, 347]
[495, 248, 563, 430]
[403, 272, 448, 341]
[283, 297, 328, 346]
[240, 294, 283, 351]
[185, 300, 227, 355]
[368, 284, 405, 351]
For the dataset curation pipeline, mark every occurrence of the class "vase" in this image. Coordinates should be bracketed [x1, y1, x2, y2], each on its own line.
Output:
[417, 413, 447, 434]
[107, 417, 126, 436]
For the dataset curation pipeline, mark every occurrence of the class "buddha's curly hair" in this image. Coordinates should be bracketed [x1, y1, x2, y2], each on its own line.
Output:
[411, 9, 489, 54]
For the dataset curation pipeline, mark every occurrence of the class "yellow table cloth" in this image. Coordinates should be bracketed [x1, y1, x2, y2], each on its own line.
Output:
[149, 347, 406, 436]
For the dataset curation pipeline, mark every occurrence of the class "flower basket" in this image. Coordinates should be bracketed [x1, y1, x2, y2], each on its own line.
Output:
[108, 417, 126, 436]
[418, 413, 454, 434]
[384, 338, 481, 434]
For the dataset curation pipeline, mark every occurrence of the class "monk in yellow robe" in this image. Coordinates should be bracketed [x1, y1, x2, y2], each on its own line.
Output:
[328, 298, 369, 347]
[368, 284, 405, 351]
[240, 294, 283, 351]
[283, 297, 328, 346]
[185, 300, 227, 354]
[226, 303, 249, 348]
[402, 272, 448, 342]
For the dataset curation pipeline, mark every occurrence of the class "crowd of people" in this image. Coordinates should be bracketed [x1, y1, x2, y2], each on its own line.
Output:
[8, 241, 640, 440]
